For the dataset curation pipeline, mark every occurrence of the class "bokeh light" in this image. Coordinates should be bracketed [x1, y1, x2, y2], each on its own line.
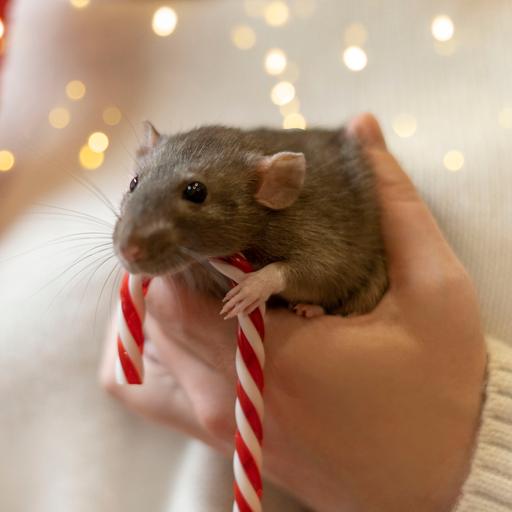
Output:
[498, 107, 512, 129]
[103, 106, 122, 126]
[152, 7, 178, 37]
[0, 150, 15, 172]
[392, 114, 417, 138]
[432, 15, 454, 42]
[79, 145, 104, 170]
[344, 22, 368, 46]
[264, 1, 290, 27]
[0, 19, 5, 39]
[271, 81, 295, 106]
[279, 97, 300, 116]
[443, 150, 464, 172]
[70, 0, 90, 8]
[283, 113, 306, 130]
[342, 46, 367, 71]
[65, 80, 86, 101]
[231, 25, 256, 50]
[48, 107, 71, 129]
[88, 132, 109, 153]
[264, 48, 287, 75]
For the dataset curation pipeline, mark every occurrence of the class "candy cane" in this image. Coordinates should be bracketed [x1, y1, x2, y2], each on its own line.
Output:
[115, 254, 266, 512]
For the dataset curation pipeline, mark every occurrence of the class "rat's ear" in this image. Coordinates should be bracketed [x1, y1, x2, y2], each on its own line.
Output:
[255, 152, 306, 210]
[137, 121, 162, 157]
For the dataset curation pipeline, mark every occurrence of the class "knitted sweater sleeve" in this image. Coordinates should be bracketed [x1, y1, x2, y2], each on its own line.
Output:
[453, 337, 512, 512]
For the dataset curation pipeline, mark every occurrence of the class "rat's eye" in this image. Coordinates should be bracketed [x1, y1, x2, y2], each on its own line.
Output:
[129, 176, 139, 193]
[183, 181, 207, 204]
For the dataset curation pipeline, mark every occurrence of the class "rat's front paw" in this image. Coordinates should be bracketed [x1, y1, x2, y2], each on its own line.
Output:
[220, 264, 286, 319]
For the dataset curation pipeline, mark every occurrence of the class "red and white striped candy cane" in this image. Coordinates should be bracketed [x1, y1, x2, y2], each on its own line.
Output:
[115, 273, 151, 385]
[210, 255, 265, 512]
[115, 254, 266, 512]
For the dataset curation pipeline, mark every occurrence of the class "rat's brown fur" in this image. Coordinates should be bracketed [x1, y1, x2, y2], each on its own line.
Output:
[113, 125, 388, 315]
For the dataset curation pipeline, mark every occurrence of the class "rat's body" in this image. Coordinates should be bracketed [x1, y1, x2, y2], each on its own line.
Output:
[114, 125, 388, 316]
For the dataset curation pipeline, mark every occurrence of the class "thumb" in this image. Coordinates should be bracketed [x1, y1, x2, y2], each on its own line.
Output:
[347, 113, 460, 289]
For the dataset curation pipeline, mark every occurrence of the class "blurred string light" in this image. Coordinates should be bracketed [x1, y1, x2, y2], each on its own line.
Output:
[264, 1, 290, 27]
[264, 48, 287, 75]
[498, 107, 512, 129]
[48, 107, 71, 129]
[103, 106, 122, 126]
[70, 0, 90, 9]
[0, 18, 5, 39]
[283, 112, 306, 129]
[152, 6, 178, 37]
[0, 150, 15, 172]
[271, 81, 295, 106]
[431, 15, 454, 42]
[443, 150, 464, 172]
[65, 80, 86, 101]
[231, 25, 256, 50]
[279, 97, 300, 116]
[344, 22, 367, 46]
[342, 46, 367, 71]
[79, 145, 104, 170]
[392, 114, 417, 138]
[291, 0, 316, 19]
[88, 132, 109, 153]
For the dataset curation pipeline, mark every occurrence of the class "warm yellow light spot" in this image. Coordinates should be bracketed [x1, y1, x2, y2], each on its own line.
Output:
[264, 48, 287, 75]
[152, 6, 178, 37]
[48, 107, 71, 129]
[264, 1, 290, 27]
[0, 19, 5, 39]
[88, 132, 109, 153]
[283, 113, 306, 130]
[498, 107, 512, 129]
[271, 81, 295, 106]
[342, 46, 367, 71]
[443, 150, 464, 172]
[344, 22, 367, 46]
[231, 25, 256, 50]
[70, 0, 90, 8]
[392, 114, 417, 138]
[103, 106, 122, 126]
[79, 145, 104, 170]
[432, 15, 454, 42]
[65, 80, 86, 100]
[279, 97, 300, 116]
[0, 150, 15, 172]
[244, 0, 267, 18]
[292, 0, 316, 19]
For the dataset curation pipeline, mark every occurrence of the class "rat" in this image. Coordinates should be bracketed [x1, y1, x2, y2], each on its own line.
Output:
[113, 123, 388, 318]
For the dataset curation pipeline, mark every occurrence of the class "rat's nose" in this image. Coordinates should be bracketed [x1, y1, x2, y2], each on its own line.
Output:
[120, 243, 145, 263]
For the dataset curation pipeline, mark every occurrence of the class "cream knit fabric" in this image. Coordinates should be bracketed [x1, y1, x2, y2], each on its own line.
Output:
[454, 338, 512, 512]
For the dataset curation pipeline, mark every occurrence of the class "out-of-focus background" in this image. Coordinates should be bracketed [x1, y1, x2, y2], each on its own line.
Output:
[0, 1, 511, 511]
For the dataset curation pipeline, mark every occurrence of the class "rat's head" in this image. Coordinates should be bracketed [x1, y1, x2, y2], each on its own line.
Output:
[113, 123, 306, 275]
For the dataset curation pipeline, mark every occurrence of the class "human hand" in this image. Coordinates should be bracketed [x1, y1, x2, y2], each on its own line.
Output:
[101, 114, 486, 512]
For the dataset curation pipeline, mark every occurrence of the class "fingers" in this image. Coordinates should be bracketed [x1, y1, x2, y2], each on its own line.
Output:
[347, 113, 464, 290]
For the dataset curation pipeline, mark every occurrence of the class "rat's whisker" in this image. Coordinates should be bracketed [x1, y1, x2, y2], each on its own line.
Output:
[65, 170, 120, 220]
[34, 203, 115, 229]
[94, 258, 121, 331]
[43, 251, 116, 313]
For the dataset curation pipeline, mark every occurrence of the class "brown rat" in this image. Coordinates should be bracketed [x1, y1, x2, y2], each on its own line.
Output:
[113, 123, 388, 317]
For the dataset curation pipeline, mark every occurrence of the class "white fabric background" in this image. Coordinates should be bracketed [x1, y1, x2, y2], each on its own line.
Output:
[0, 1, 510, 511]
